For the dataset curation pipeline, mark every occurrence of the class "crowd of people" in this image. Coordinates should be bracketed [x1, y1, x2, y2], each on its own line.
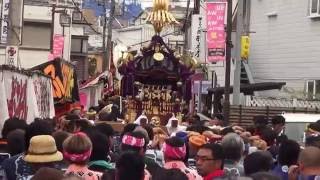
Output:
[0, 109, 319, 180]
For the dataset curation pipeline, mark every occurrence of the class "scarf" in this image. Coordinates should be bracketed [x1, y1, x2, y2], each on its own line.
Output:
[204, 169, 225, 180]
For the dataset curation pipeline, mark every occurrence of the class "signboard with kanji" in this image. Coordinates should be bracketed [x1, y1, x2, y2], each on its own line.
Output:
[1, 0, 10, 44]
[5, 46, 18, 66]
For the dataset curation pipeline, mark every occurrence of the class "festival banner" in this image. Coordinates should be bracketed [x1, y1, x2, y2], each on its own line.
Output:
[206, 2, 227, 62]
[79, 92, 88, 110]
[52, 35, 64, 58]
[32, 59, 80, 103]
[26, 77, 40, 124]
[0, 74, 9, 136]
[191, 14, 205, 63]
[1, 70, 39, 122]
[32, 73, 55, 119]
[80, 71, 106, 110]
[1, 0, 10, 44]
[0, 67, 56, 128]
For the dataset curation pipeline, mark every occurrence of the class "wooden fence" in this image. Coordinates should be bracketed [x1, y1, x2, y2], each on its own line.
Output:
[229, 105, 320, 127]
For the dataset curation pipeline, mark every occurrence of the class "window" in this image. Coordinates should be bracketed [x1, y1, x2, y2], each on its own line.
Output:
[54, 0, 82, 7]
[316, 80, 320, 99]
[173, 25, 182, 35]
[71, 38, 82, 53]
[168, 40, 184, 54]
[71, 36, 88, 53]
[22, 22, 50, 49]
[306, 80, 320, 99]
[309, 0, 320, 17]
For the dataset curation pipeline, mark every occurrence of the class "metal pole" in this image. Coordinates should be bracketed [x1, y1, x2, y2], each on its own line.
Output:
[194, 0, 200, 14]
[102, 3, 107, 70]
[183, 0, 191, 52]
[223, 0, 233, 126]
[50, 4, 56, 52]
[211, 71, 215, 115]
[67, 10, 72, 61]
[203, 30, 207, 65]
[105, 0, 116, 71]
[233, 0, 244, 105]
[140, 27, 142, 46]
[198, 80, 203, 113]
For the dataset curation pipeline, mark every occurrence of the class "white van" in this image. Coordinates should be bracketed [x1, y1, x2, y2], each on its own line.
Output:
[282, 113, 320, 143]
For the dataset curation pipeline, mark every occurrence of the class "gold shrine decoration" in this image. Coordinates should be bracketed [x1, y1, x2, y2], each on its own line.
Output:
[153, 52, 164, 61]
[146, 0, 179, 33]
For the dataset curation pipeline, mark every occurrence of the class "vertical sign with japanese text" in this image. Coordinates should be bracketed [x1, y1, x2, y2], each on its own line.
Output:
[1, 0, 10, 44]
[206, 2, 227, 62]
[53, 34, 64, 58]
[191, 14, 205, 63]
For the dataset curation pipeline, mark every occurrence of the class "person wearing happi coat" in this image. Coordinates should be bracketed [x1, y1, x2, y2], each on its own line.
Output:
[162, 137, 202, 180]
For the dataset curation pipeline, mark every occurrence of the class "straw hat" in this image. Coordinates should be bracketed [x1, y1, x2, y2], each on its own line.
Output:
[24, 135, 63, 163]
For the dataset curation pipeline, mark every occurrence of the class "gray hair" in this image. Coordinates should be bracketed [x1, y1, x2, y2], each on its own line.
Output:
[221, 133, 245, 161]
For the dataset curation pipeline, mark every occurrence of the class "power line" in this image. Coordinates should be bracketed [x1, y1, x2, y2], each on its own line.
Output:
[126, 30, 181, 47]
[70, 0, 102, 35]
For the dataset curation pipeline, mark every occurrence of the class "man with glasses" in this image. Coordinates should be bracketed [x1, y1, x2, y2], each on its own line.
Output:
[196, 143, 227, 180]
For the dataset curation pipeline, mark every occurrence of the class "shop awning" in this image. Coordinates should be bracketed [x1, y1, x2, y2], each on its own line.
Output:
[80, 71, 110, 89]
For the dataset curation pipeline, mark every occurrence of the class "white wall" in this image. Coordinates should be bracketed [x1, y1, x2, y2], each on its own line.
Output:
[0, 5, 52, 68]
[249, 0, 320, 98]
[0, 49, 50, 68]
[25, 5, 76, 62]
[0, 5, 81, 68]
[116, 24, 155, 50]
[24, 5, 51, 22]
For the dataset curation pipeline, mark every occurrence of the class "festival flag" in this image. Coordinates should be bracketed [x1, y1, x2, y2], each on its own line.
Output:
[0, 77, 9, 137]
[206, 2, 227, 62]
[32, 74, 55, 119]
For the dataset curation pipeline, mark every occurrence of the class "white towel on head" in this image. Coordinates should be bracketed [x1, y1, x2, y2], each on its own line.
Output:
[166, 114, 178, 127]
[248, 146, 258, 155]
[134, 113, 148, 125]
[166, 114, 186, 135]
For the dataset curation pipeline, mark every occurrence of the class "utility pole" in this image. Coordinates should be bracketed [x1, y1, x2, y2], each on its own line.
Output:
[8, 0, 23, 46]
[50, 4, 56, 52]
[223, 0, 233, 125]
[183, 0, 191, 52]
[5, 0, 23, 67]
[194, 0, 200, 14]
[104, 0, 116, 71]
[102, 1, 107, 70]
[233, 0, 245, 105]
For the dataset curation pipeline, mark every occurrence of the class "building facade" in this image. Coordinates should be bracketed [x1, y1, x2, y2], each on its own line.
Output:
[0, 0, 93, 81]
[249, 0, 320, 100]
[0, 2, 52, 68]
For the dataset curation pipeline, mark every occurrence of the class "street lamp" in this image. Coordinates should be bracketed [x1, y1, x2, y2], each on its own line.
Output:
[50, 7, 71, 52]
[60, 12, 71, 37]
[60, 12, 71, 27]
